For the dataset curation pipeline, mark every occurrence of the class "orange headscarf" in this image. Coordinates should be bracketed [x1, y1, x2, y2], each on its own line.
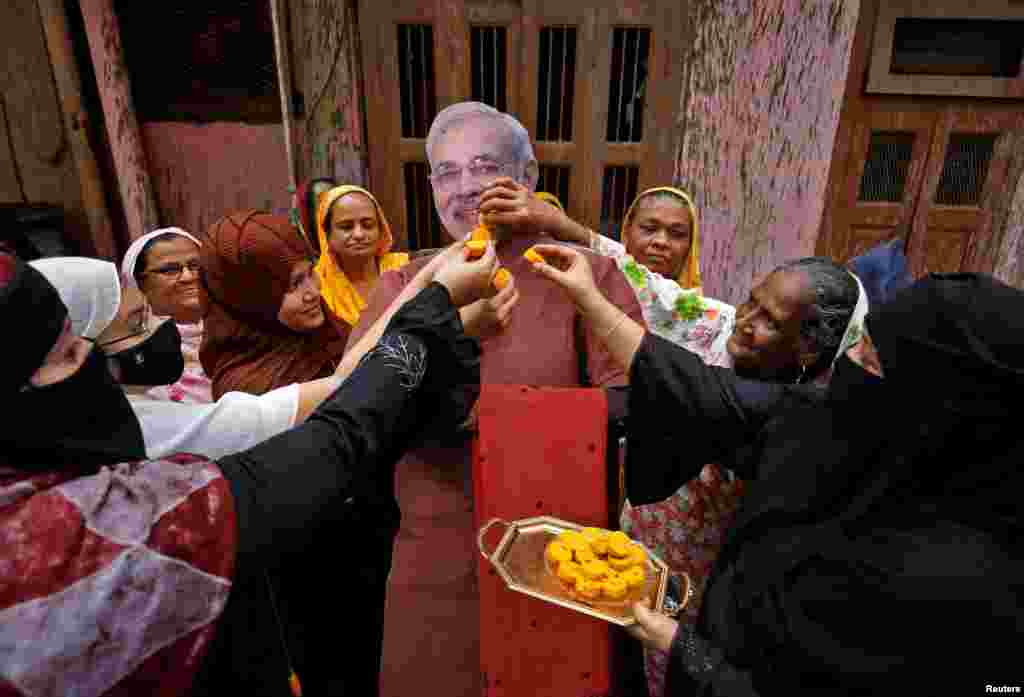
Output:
[199, 211, 350, 399]
[622, 186, 703, 290]
[315, 185, 409, 326]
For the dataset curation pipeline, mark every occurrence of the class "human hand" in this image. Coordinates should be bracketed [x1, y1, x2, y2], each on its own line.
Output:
[528, 243, 599, 307]
[433, 241, 499, 307]
[627, 603, 679, 653]
[461, 275, 520, 338]
[480, 177, 555, 236]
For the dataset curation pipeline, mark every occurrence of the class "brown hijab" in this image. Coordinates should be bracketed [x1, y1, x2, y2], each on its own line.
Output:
[199, 211, 350, 398]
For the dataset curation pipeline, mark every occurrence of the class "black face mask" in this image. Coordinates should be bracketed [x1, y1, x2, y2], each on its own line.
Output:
[108, 320, 185, 386]
[828, 352, 885, 405]
[5, 345, 145, 470]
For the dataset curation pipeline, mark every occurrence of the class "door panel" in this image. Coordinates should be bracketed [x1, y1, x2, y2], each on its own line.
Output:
[822, 109, 937, 262]
[906, 109, 1021, 276]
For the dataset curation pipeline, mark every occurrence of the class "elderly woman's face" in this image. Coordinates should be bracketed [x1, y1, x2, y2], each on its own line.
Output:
[430, 119, 515, 239]
[329, 193, 382, 265]
[727, 270, 814, 378]
[624, 198, 692, 279]
[277, 260, 325, 333]
[138, 237, 203, 323]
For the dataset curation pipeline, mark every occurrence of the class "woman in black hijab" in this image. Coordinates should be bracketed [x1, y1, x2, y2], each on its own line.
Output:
[0, 244, 496, 697]
[531, 243, 1023, 695]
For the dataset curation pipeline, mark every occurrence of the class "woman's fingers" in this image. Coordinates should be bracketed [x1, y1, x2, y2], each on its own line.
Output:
[631, 603, 678, 653]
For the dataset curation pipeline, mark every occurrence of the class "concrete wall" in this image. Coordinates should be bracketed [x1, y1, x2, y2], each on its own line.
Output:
[675, 0, 861, 305]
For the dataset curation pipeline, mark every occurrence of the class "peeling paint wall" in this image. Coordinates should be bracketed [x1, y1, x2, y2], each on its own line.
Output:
[675, 0, 860, 305]
[142, 123, 291, 237]
[291, 0, 367, 186]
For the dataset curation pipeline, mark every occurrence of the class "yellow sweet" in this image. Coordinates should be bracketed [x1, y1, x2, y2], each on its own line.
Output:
[581, 527, 610, 556]
[622, 566, 646, 589]
[581, 559, 611, 580]
[557, 561, 584, 587]
[557, 530, 589, 554]
[629, 544, 648, 567]
[470, 223, 492, 243]
[523, 247, 546, 265]
[493, 268, 512, 291]
[466, 239, 487, 259]
[607, 531, 632, 558]
[607, 553, 635, 572]
[575, 578, 602, 600]
[602, 575, 628, 600]
[546, 540, 572, 565]
[573, 546, 597, 565]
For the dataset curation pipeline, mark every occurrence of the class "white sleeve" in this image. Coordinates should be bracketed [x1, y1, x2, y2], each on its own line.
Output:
[132, 382, 300, 461]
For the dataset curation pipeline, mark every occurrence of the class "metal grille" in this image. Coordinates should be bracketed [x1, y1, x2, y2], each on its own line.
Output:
[891, 19, 1024, 77]
[858, 131, 916, 203]
[403, 163, 444, 251]
[397, 25, 437, 139]
[600, 166, 639, 240]
[536, 27, 578, 142]
[115, 0, 280, 122]
[607, 28, 650, 143]
[935, 133, 998, 207]
[471, 27, 507, 112]
[537, 166, 571, 211]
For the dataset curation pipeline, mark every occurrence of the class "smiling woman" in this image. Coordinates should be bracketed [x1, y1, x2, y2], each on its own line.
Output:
[200, 211, 350, 399]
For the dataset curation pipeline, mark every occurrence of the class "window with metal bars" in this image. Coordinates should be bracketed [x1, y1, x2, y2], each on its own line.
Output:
[471, 27, 507, 112]
[536, 27, 577, 142]
[600, 166, 640, 240]
[891, 19, 1024, 78]
[537, 166, 571, 211]
[115, 1, 281, 122]
[934, 134, 998, 207]
[397, 25, 438, 139]
[858, 131, 916, 203]
[403, 163, 445, 251]
[607, 28, 650, 143]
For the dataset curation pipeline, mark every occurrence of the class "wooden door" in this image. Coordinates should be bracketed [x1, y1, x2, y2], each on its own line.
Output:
[905, 109, 1022, 276]
[820, 109, 936, 263]
[358, 0, 685, 250]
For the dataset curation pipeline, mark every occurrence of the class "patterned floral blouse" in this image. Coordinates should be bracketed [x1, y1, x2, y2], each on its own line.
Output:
[589, 232, 743, 697]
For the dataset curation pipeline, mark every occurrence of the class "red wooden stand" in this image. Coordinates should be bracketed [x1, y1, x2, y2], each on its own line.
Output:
[474, 384, 611, 697]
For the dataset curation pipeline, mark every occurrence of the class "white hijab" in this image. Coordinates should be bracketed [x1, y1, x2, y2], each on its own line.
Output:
[833, 271, 870, 369]
[29, 257, 121, 339]
[120, 228, 203, 291]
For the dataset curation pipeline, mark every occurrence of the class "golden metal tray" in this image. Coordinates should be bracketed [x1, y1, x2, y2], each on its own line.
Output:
[478, 516, 690, 627]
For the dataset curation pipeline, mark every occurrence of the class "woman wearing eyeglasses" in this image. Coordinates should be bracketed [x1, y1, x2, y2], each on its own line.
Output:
[118, 227, 213, 403]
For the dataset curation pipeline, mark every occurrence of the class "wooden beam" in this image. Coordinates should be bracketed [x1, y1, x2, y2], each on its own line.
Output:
[79, 0, 160, 240]
[270, 0, 297, 194]
[36, 0, 116, 258]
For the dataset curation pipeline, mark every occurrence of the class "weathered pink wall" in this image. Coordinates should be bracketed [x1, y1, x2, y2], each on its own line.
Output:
[142, 122, 291, 237]
[675, 0, 860, 305]
[290, 0, 367, 185]
[79, 0, 159, 240]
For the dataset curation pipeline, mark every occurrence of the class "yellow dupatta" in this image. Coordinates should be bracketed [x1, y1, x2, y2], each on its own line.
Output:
[315, 185, 409, 326]
[622, 186, 703, 291]
[534, 191, 565, 211]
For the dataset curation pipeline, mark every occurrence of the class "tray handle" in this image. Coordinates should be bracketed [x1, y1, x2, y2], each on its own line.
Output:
[660, 571, 693, 619]
[477, 518, 513, 561]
